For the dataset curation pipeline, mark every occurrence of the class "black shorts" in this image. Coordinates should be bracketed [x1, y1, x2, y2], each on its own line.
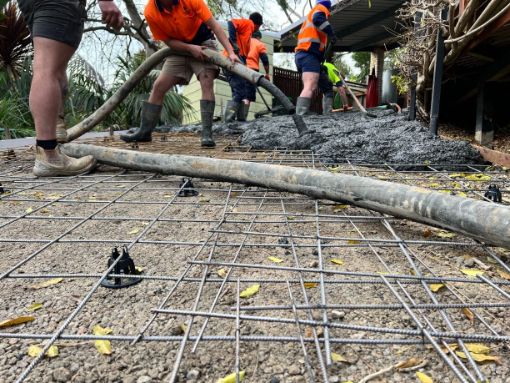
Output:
[17, 0, 87, 49]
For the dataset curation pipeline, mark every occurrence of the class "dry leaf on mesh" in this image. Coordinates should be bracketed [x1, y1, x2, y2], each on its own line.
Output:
[331, 352, 351, 363]
[267, 256, 283, 263]
[416, 371, 433, 383]
[395, 357, 423, 369]
[303, 282, 318, 288]
[217, 370, 245, 383]
[0, 316, 35, 329]
[462, 308, 475, 324]
[455, 351, 501, 364]
[128, 228, 141, 235]
[94, 340, 112, 355]
[28, 344, 59, 358]
[30, 278, 63, 289]
[239, 284, 260, 298]
[26, 303, 43, 312]
[460, 269, 484, 277]
[330, 258, 344, 265]
[428, 283, 445, 292]
[217, 268, 227, 278]
[435, 230, 456, 239]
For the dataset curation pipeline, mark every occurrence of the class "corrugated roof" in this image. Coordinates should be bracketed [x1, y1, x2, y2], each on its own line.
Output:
[279, 0, 405, 52]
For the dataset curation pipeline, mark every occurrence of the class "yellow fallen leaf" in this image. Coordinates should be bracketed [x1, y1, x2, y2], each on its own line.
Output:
[92, 325, 112, 336]
[239, 284, 260, 298]
[40, 208, 50, 214]
[462, 308, 475, 324]
[331, 352, 349, 363]
[457, 192, 468, 198]
[128, 228, 140, 235]
[440, 344, 459, 353]
[455, 351, 501, 364]
[217, 268, 227, 278]
[25, 207, 33, 214]
[498, 270, 510, 281]
[199, 197, 210, 203]
[330, 258, 344, 265]
[267, 256, 283, 263]
[465, 174, 491, 181]
[435, 230, 456, 239]
[461, 269, 484, 277]
[396, 357, 422, 369]
[465, 343, 490, 354]
[450, 173, 465, 178]
[416, 371, 433, 383]
[217, 370, 245, 383]
[333, 204, 349, 212]
[180, 323, 188, 333]
[287, 216, 296, 220]
[31, 278, 63, 289]
[94, 340, 112, 355]
[163, 194, 173, 198]
[0, 316, 35, 329]
[304, 282, 318, 289]
[27, 344, 58, 358]
[347, 239, 360, 245]
[135, 266, 144, 273]
[26, 303, 43, 312]
[428, 183, 440, 188]
[429, 283, 445, 292]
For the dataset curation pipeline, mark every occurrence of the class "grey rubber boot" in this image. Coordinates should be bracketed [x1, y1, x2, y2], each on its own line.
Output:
[121, 102, 162, 143]
[296, 97, 311, 116]
[322, 96, 333, 115]
[224, 100, 240, 122]
[200, 99, 216, 147]
[236, 103, 250, 122]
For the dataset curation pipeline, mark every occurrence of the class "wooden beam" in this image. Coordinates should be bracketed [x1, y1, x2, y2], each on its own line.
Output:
[429, 9, 448, 135]
[475, 82, 494, 147]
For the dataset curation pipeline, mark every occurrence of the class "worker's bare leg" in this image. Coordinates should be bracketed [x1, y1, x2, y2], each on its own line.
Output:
[31, 37, 96, 176]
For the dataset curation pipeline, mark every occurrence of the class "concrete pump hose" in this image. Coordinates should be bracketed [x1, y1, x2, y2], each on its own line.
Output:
[66, 48, 307, 141]
[62, 143, 510, 249]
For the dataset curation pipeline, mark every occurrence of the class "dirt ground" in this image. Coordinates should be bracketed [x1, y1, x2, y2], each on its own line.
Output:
[0, 131, 510, 383]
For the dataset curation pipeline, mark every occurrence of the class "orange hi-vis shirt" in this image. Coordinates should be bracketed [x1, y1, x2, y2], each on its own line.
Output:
[223, 18, 255, 58]
[246, 38, 267, 70]
[144, 0, 213, 42]
[295, 3, 330, 53]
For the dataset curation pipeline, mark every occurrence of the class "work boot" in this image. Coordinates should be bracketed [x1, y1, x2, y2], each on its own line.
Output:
[296, 97, 311, 116]
[322, 96, 333, 115]
[56, 116, 67, 143]
[236, 103, 250, 122]
[200, 99, 216, 147]
[120, 102, 162, 143]
[224, 100, 240, 123]
[33, 145, 96, 177]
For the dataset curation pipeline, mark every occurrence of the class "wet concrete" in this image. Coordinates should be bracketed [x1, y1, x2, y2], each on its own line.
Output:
[165, 109, 484, 167]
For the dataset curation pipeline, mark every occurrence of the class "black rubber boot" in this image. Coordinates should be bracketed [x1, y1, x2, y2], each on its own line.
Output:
[322, 96, 333, 115]
[120, 102, 162, 143]
[200, 100, 216, 147]
[236, 103, 250, 122]
[224, 100, 240, 123]
[296, 97, 311, 116]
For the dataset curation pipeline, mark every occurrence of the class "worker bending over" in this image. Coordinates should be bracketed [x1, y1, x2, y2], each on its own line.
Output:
[320, 60, 350, 114]
[223, 12, 263, 122]
[240, 31, 270, 121]
[121, 0, 239, 147]
[294, 0, 336, 115]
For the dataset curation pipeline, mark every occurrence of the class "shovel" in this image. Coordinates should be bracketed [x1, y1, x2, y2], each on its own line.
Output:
[336, 72, 377, 118]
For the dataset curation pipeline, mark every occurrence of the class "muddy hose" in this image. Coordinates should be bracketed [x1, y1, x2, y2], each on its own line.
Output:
[66, 48, 307, 141]
[63, 143, 510, 249]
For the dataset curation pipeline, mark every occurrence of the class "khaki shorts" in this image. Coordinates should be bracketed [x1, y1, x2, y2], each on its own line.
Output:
[162, 39, 219, 84]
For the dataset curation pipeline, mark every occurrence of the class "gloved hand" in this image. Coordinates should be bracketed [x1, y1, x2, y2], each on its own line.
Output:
[264, 73, 270, 80]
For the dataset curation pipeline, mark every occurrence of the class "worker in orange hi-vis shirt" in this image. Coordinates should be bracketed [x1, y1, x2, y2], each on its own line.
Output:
[121, 0, 239, 148]
[239, 31, 271, 121]
[223, 12, 263, 122]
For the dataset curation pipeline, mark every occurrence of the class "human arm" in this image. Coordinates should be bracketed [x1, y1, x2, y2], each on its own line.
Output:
[312, 10, 337, 44]
[227, 21, 239, 54]
[98, 0, 124, 30]
[206, 17, 240, 63]
[260, 53, 270, 80]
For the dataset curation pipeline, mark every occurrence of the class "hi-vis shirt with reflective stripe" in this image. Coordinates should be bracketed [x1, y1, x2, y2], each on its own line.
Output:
[295, 4, 331, 53]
